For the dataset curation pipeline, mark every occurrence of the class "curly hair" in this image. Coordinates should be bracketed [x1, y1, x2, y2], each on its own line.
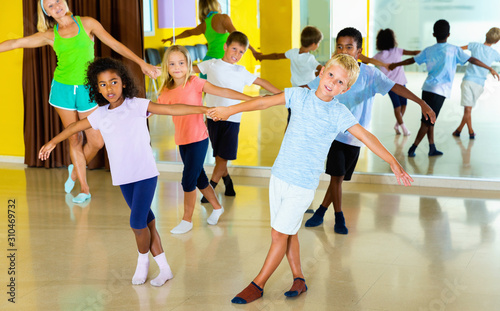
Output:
[376, 29, 397, 51]
[85, 58, 139, 106]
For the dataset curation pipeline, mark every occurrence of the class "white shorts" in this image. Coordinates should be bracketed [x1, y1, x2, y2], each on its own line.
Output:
[460, 80, 484, 107]
[269, 174, 315, 235]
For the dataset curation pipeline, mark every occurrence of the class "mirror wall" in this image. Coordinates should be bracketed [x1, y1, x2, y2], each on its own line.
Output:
[149, 0, 500, 180]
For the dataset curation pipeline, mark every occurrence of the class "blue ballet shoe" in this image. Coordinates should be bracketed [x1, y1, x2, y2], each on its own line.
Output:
[65, 164, 75, 193]
[73, 193, 91, 204]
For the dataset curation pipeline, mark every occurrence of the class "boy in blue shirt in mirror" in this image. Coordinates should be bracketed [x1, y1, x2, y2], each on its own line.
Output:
[390, 20, 499, 156]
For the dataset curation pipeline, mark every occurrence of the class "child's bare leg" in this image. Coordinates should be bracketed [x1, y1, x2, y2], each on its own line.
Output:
[394, 107, 404, 125]
[170, 190, 196, 234]
[284, 234, 307, 297]
[199, 185, 224, 225]
[285, 234, 304, 279]
[254, 229, 289, 286]
[408, 122, 429, 157]
[147, 219, 173, 286]
[232, 229, 289, 304]
[427, 125, 443, 156]
[147, 219, 163, 256]
[211, 156, 229, 183]
[427, 125, 435, 145]
[182, 190, 197, 222]
[463, 107, 473, 134]
[401, 104, 407, 117]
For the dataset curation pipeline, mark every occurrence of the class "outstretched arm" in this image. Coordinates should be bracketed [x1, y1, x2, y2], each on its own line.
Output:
[359, 54, 389, 70]
[391, 84, 436, 123]
[161, 23, 205, 44]
[148, 102, 208, 116]
[203, 81, 254, 101]
[39, 119, 92, 161]
[253, 78, 282, 94]
[0, 31, 53, 53]
[468, 57, 500, 80]
[389, 57, 415, 71]
[253, 52, 287, 61]
[347, 124, 413, 186]
[83, 17, 160, 79]
[402, 49, 421, 56]
[208, 93, 286, 121]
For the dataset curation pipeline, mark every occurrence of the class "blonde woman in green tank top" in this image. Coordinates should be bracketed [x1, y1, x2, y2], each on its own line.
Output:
[162, 0, 257, 67]
[0, 0, 161, 203]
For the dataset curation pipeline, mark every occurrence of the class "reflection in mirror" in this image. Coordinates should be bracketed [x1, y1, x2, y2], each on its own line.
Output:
[149, 0, 500, 180]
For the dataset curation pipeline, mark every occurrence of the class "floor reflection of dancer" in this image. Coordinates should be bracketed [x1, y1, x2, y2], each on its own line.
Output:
[0, 0, 161, 203]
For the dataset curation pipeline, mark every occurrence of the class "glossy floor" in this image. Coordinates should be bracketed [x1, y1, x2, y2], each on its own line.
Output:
[1, 165, 500, 310]
[150, 71, 500, 180]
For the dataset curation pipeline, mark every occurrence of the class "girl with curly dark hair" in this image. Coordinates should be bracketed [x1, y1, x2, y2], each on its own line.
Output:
[373, 29, 420, 136]
[39, 57, 210, 287]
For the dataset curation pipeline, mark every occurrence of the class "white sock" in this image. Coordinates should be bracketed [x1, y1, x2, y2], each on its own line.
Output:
[132, 251, 149, 285]
[207, 207, 224, 225]
[170, 220, 193, 234]
[400, 123, 411, 136]
[394, 122, 401, 134]
[150, 252, 173, 287]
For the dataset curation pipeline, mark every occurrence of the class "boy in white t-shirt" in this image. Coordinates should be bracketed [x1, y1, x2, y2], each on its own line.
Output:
[253, 26, 323, 87]
[194, 31, 281, 200]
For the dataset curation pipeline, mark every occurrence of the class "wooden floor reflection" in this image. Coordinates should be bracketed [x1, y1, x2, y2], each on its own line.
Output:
[2, 165, 500, 310]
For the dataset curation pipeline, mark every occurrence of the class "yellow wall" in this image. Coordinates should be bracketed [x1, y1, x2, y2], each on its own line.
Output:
[144, 0, 260, 73]
[260, 0, 301, 90]
[0, 2, 25, 157]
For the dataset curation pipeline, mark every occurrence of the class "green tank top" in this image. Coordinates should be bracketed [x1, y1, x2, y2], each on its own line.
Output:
[204, 12, 229, 59]
[53, 16, 94, 85]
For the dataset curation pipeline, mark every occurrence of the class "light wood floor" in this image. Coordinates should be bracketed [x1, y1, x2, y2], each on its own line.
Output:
[1, 164, 500, 310]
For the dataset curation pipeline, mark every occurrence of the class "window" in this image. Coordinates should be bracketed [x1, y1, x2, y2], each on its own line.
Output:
[144, 0, 154, 37]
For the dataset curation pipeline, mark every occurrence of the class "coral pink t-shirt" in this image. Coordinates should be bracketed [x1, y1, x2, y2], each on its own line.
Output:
[157, 76, 208, 145]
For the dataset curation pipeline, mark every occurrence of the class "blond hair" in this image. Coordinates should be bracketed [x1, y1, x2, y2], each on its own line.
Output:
[324, 54, 360, 88]
[36, 0, 72, 32]
[486, 27, 500, 44]
[198, 0, 220, 23]
[158, 45, 193, 93]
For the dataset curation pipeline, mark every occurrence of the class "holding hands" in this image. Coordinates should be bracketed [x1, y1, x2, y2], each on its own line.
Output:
[142, 63, 162, 79]
[207, 107, 231, 121]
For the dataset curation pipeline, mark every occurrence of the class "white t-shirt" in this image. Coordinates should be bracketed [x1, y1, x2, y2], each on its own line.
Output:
[285, 48, 320, 87]
[87, 97, 159, 186]
[197, 58, 257, 123]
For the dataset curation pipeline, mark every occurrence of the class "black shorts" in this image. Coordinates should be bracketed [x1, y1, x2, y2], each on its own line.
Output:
[421, 91, 445, 126]
[325, 140, 361, 181]
[207, 118, 240, 160]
